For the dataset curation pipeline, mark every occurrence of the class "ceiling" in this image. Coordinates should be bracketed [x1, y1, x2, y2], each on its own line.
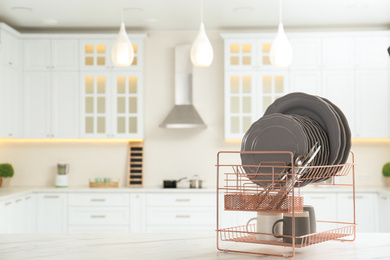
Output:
[0, 0, 389, 32]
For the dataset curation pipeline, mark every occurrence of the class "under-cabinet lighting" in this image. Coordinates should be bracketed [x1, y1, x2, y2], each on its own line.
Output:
[0, 139, 143, 143]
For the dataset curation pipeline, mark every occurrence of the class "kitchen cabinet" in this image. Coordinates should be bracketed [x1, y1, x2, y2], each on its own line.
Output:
[80, 72, 143, 139]
[222, 32, 390, 139]
[36, 193, 67, 233]
[0, 194, 35, 233]
[222, 35, 289, 139]
[378, 193, 390, 232]
[145, 193, 216, 233]
[68, 193, 130, 234]
[0, 65, 22, 138]
[23, 71, 79, 138]
[23, 38, 79, 70]
[0, 24, 21, 69]
[337, 193, 378, 233]
[79, 38, 143, 71]
[130, 193, 146, 233]
[356, 70, 389, 138]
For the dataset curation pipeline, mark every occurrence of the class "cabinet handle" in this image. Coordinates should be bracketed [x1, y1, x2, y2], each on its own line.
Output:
[15, 199, 22, 203]
[91, 215, 106, 218]
[44, 195, 59, 199]
[25, 196, 31, 200]
[175, 215, 191, 218]
[91, 198, 106, 202]
[51, 134, 54, 137]
[8, 133, 12, 136]
[381, 196, 387, 200]
[9, 62, 12, 65]
[176, 199, 191, 202]
[46, 66, 50, 69]
[310, 195, 326, 199]
[348, 195, 363, 199]
[5, 202, 12, 206]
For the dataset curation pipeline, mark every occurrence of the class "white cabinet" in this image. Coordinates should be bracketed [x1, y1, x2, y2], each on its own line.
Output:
[222, 32, 390, 139]
[378, 193, 390, 232]
[290, 38, 321, 69]
[337, 193, 378, 233]
[0, 194, 35, 233]
[79, 38, 143, 71]
[322, 37, 354, 69]
[80, 72, 143, 139]
[23, 39, 79, 70]
[0, 66, 21, 138]
[23, 71, 79, 138]
[0, 26, 21, 69]
[36, 193, 67, 233]
[356, 36, 390, 69]
[130, 193, 146, 233]
[67, 193, 130, 234]
[145, 193, 216, 233]
[356, 70, 389, 138]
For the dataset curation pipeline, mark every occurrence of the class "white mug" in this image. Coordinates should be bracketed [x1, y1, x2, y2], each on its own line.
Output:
[246, 212, 283, 241]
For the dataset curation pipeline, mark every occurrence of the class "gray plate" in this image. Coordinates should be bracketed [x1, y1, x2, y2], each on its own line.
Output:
[320, 97, 351, 164]
[264, 92, 341, 166]
[241, 113, 308, 187]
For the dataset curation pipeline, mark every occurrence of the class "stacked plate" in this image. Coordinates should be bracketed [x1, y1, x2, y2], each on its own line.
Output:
[241, 92, 351, 187]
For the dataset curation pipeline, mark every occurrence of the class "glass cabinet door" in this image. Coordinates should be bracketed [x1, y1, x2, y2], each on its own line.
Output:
[81, 74, 109, 138]
[80, 40, 111, 70]
[224, 72, 257, 140]
[224, 40, 257, 70]
[111, 72, 143, 138]
[257, 72, 288, 115]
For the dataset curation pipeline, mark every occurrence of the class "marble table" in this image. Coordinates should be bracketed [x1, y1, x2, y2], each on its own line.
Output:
[0, 233, 389, 260]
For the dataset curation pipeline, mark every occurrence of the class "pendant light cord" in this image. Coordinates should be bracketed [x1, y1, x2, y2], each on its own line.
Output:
[201, 0, 204, 23]
[279, 0, 282, 24]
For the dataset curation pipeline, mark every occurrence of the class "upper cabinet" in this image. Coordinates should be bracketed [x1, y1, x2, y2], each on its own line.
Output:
[222, 32, 390, 140]
[23, 38, 79, 71]
[0, 24, 21, 69]
[80, 38, 143, 71]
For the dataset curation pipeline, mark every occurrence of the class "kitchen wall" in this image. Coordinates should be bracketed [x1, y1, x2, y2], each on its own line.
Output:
[0, 31, 389, 189]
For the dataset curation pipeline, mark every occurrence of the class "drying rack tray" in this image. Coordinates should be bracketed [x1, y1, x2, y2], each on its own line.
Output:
[218, 221, 356, 248]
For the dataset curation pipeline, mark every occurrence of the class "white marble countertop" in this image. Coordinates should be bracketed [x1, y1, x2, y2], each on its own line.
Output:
[0, 233, 389, 260]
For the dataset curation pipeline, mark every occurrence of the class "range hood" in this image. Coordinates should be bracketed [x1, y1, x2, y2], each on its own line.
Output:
[159, 45, 206, 129]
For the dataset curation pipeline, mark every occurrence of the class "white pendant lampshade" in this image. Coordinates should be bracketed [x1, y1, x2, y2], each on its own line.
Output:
[269, 23, 293, 67]
[191, 22, 214, 67]
[111, 22, 134, 67]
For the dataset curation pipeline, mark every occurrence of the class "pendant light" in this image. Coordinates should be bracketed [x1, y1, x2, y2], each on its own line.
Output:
[191, 0, 214, 67]
[111, 9, 134, 67]
[270, 0, 292, 67]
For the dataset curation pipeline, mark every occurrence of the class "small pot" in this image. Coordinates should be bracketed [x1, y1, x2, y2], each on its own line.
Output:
[163, 177, 187, 188]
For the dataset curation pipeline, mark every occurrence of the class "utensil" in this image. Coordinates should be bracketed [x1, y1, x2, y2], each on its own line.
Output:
[163, 177, 187, 188]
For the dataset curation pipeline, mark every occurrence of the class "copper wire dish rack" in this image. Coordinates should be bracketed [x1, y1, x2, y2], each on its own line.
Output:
[216, 151, 356, 258]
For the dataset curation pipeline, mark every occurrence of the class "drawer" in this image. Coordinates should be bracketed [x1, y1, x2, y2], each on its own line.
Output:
[68, 207, 129, 225]
[146, 193, 215, 207]
[68, 193, 129, 206]
[146, 225, 215, 233]
[68, 225, 129, 234]
[146, 206, 215, 226]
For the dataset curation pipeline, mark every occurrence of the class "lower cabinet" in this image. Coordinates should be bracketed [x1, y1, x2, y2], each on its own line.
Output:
[36, 193, 67, 233]
[0, 193, 35, 233]
[378, 193, 390, 232]
[145, 193, 216, 232]
[67, 193, 130, 233]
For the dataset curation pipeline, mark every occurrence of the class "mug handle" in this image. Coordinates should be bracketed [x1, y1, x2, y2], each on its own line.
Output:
[272, 219, 284, 238]
[246, 217, 257, 232]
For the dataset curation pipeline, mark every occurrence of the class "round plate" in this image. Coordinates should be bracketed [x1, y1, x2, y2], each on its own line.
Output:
[321, 97, 351, 164]
[241, 113, 308, 187]
[264, 92, 341, 166]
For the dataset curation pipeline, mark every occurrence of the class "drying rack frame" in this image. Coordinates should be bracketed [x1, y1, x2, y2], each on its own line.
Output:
[216, 150, 356, 258]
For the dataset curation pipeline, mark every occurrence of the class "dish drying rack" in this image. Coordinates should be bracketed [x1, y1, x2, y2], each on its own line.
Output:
[216, 151, 356, 258]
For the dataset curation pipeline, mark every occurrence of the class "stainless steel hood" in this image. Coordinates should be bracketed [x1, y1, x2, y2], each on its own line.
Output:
[159, 45, 206, 129]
